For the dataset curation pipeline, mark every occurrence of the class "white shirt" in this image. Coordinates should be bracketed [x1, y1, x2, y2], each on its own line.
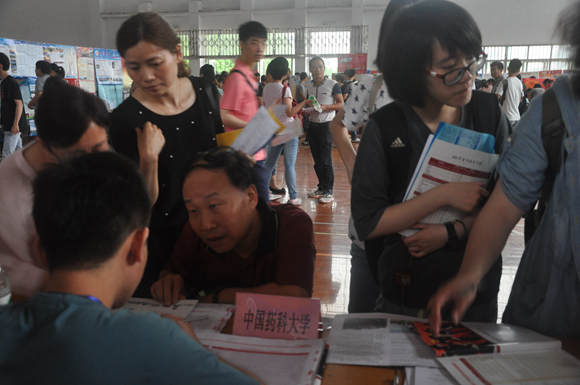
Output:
[496, 77, 524, 121]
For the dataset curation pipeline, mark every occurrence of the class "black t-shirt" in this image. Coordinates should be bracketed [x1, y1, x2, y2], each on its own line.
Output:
[1, 76, 28, 133]
[109, 76, 223, 230]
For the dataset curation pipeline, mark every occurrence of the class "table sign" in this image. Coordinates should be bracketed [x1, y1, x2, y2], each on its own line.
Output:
[232, 293, 320, 340]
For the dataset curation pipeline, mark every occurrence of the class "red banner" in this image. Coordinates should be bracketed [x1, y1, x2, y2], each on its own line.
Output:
[337, 54, 367, 74]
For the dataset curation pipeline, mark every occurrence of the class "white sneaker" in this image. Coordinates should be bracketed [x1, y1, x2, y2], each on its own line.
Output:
[269, 193, 282, 201]
[319, 194, 334, 203]
[308, 188, 323, 198]
[288, 197, 302, 205]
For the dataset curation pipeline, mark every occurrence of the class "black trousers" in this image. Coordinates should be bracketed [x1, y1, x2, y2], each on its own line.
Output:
[307, 121, 334, 194]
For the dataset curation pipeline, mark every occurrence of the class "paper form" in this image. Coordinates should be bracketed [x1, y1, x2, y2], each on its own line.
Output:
[121, 298, 198, 319]
[438, 350, 580, 385]
[200, 334, 324, 385]
[326, 313, 438, 368]
[188, 303, 235, 335]
[230, 106, 284, 155]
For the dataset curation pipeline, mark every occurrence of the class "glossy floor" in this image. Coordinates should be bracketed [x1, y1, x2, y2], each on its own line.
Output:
[270, 139, 523, 322]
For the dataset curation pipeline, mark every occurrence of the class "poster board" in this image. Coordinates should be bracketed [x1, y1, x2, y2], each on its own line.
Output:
[94, 49, 123, 85]
[338, 53, 367, 74]
[76, 47, 96, 93]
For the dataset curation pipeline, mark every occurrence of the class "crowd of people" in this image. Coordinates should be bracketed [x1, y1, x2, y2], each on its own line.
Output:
[0, 0, 579, 382]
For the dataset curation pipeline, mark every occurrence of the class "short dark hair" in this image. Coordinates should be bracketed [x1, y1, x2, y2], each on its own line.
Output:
[239, 21, 267, 42]
[375, 0, 426, 69]
[267, 57, 289, 80]
[0, 53, 9, 71]
[490, 61, 504, 71]
[558, 1, 580, 88]
[183, 147, 253, 192]
[335, 74, 345, 83]
[300, 72, 308, 81]
[36, 60, 51, 75]
[261, 75, 267, 82]
[35, 77, 110, 148]
[254, 72, 260, 77]
[542, 78, 553, 86]
[309, 56, 325, 70]
[534, 84, 543, 88]
[381, 0, 482, 108]
[344, 68, 356, 78]
[200, 64, 216, 81]
[32, 152, 151, 272]
[508, 59, 522, 72]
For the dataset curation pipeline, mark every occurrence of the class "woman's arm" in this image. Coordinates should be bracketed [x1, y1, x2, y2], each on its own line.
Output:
[366, 182, 489, 239]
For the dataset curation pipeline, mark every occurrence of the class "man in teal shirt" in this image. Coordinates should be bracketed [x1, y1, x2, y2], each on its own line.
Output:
[0, 152, 261, 385]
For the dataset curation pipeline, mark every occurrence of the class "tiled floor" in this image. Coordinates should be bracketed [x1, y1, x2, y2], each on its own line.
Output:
[270, 140, 523, 322]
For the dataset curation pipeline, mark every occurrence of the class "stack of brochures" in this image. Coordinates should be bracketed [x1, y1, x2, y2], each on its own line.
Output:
[326, 313, 580, 385]
[400, 122, 500, 237]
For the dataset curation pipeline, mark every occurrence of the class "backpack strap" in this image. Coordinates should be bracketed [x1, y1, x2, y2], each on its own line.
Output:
[368, 74, 384, 114]
[537, 88, 567, 220]
[499, 78, 509, 105]
[189, 76, 224, 136]
[364, 103, 410, 284]
[229, 69, 260, 109]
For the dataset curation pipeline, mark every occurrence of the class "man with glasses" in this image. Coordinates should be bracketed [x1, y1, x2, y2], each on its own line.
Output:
[0, 78, 164, 299]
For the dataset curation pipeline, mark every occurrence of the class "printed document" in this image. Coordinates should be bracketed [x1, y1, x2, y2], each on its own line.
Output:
[400, 138, 498, 237]
[121, 298, 198, 319]
[230, 107, 284, 155]
[188, 303, 235, 335]
[438, 350, 580, 385]
[326, 313, 438, 367]
[200, 334, 324, 385]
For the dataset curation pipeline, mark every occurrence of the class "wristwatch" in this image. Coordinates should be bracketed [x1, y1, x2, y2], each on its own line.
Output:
[444, 221, 460, 250]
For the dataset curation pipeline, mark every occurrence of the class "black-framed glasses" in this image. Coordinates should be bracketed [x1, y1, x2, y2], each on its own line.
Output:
[426, 52, 487, 86]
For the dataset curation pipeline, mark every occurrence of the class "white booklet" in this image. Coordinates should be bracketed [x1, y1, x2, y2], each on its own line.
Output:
[438, 349, 580, 385]
[199, 334, 324, 385]
[326, 313, 438, 368]
[399, 134, 499, 237]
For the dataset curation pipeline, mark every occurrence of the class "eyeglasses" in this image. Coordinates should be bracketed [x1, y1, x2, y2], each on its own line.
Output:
[426, 53, 487, 86]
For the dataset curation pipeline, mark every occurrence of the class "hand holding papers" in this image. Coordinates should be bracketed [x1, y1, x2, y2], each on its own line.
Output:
[400, 123, 499, 237]
[225, 106, 284, 155]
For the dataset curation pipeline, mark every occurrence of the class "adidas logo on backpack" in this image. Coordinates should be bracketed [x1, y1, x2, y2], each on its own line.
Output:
[390, 137, 405, 148]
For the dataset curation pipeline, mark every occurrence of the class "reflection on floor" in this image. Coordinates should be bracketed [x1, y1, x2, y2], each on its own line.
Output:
[270, 140, 523, 322]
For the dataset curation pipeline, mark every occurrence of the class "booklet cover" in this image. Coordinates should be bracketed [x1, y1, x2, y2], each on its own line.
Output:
[414, 322, 495, 357]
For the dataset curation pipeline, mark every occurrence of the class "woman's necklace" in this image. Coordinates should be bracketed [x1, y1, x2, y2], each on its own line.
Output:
[157, 79, 182, 116]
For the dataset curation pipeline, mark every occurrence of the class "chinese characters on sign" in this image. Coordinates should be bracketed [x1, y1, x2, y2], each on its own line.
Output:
[233, 293, 320, 340]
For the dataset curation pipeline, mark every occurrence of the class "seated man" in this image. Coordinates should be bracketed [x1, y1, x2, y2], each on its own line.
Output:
[0, 77, 163, 298]
[0, 152, 260, 384]
[151, 148, 316, 305]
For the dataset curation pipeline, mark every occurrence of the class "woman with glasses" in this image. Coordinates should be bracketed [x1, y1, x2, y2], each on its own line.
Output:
[351, 0, 510, 319]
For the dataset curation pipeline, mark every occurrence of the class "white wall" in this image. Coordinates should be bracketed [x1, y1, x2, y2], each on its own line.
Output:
[0, 0, 576, 71]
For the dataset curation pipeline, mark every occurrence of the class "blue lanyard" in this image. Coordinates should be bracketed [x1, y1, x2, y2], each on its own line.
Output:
[45, 292, 103, 305]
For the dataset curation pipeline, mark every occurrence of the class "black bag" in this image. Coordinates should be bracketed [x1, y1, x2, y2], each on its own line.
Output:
[523, 88, 567, 244]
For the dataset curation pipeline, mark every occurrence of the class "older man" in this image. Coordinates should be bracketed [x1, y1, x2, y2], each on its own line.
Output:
[151, 148, 316, 305]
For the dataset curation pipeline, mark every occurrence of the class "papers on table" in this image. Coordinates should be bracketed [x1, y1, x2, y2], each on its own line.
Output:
[121, 298, 198, 319]
[200, 334, 324, 385]
[326, 313, 438, 368]
[405, 367, 457, 385]
[438, 350, 580, 385]
[400, 123, 499, 237]
[188, 303, 235, 335]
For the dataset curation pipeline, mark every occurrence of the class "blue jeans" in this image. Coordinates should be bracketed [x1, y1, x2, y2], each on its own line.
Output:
[252, 160, 270, 202]
[2, 132, 22, 160]
[265, 138, 299, 199]
[306, 121, 334, 194]
[348, 242, 381, 313]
